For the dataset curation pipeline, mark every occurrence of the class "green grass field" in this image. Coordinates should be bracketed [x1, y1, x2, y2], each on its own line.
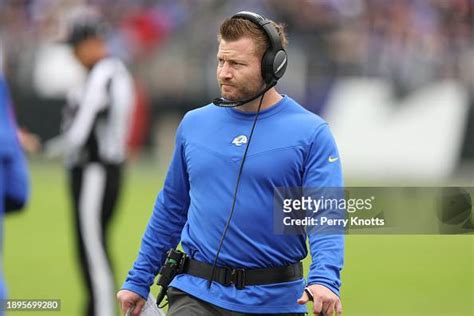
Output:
[4, 159, 473, 315]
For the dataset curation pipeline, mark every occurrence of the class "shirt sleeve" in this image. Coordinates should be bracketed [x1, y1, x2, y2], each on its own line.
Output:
[121, 121, 190, 299]
[61, 63, 110, 151]
[3, 88, 29, 212]
[303, 123, 344, 296]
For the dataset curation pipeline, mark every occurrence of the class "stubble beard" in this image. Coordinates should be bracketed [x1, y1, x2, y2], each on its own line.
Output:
[220, 81, 262, 101]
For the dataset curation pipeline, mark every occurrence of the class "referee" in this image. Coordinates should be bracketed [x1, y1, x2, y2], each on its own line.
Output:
[46, 16, 134, 316]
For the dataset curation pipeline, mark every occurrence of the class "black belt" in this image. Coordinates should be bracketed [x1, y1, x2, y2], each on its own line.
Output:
[182, 258, 303, 290]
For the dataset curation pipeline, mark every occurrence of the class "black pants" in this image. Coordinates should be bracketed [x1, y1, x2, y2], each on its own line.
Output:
[69, 162, 122, 316]
[167, 287, 306, 316]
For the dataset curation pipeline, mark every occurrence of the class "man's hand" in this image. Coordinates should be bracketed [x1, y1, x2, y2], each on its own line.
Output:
[297, 284, 342, 315]
[117, 290, 146, 316]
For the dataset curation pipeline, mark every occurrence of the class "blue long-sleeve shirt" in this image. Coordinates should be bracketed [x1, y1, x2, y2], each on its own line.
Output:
[0, 75, 29, 302]
[123, 95, 344, 313]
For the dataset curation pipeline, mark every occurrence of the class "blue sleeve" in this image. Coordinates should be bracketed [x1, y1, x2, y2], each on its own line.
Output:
[122, 121, 190, 299]
[303, 123, 344, 296]
[4, 145, 29, 211]
[1, 79, 29, 212]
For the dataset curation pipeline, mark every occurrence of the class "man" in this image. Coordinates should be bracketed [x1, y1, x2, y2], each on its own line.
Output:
[0, 74, 29, 312]
[118, 11, 343, 316]
[45, 15, 134, 316]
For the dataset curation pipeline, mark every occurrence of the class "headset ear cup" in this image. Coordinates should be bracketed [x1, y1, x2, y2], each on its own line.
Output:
[273, 50, 287, 80]
[261, 50, 275, 84]
[261, 50, 287, 85]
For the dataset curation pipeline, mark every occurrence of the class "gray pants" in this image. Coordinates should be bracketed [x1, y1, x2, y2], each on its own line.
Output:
[166, 287, 305, 316]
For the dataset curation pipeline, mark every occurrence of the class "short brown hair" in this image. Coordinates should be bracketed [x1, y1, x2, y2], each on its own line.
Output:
[218, 17, 288, 57]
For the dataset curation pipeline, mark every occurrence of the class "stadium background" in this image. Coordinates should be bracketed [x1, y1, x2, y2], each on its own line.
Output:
[1, 0, 473, 315]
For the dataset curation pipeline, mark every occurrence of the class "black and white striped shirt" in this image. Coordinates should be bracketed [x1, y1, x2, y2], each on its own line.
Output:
[61, 57, 134, 166]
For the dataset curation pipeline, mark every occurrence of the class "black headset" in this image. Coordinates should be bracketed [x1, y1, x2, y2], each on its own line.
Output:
[213, 11, 288, 107]
[232, 11, 288, 85]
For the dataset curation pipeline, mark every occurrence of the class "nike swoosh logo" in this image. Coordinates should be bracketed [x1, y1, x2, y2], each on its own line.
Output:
[328, 156, 339, 163]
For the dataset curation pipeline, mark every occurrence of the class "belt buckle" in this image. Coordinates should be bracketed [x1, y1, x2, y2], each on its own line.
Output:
[231, 268, 246, 290]
[222, 267, 233, 286]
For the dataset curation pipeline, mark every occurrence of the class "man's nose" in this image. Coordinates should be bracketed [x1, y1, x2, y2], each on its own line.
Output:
[218, 63, 233, 80]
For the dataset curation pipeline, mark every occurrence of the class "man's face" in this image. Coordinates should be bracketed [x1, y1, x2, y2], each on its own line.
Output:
[73, 37, 106, 69]
[217, 37, 263, 101]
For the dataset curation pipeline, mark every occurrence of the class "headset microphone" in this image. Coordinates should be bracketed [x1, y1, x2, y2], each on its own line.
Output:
[212, 81, 276, 108]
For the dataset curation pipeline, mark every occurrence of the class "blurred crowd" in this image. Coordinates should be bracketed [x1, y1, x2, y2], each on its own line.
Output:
[1, 0, 473, 149]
